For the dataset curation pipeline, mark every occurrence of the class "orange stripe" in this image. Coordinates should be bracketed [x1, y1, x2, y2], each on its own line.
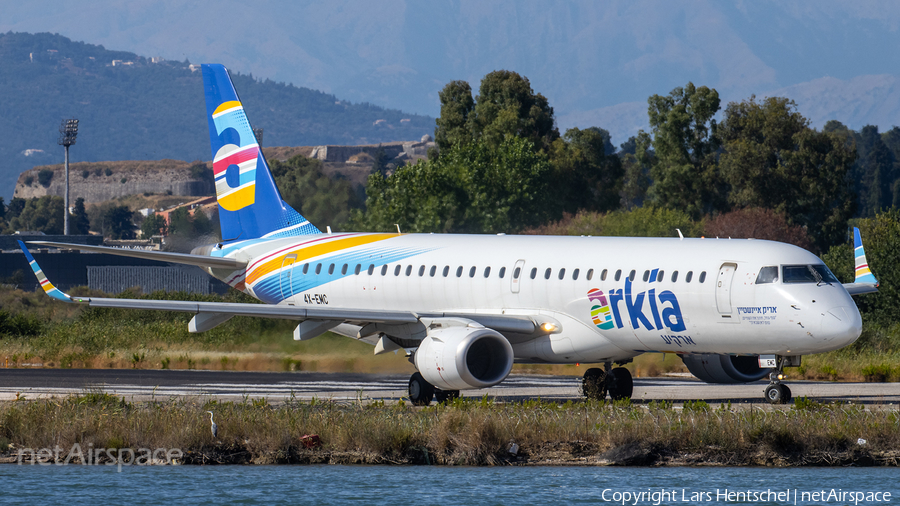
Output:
[245, 234, 396, 285]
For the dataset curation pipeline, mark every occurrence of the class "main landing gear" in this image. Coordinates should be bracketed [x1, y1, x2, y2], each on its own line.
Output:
[582, 362, 633, 401]
[408, 372, 459, 406]
[764, 356, 793, 405]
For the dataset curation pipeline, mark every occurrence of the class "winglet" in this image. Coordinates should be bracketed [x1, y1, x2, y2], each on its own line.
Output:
[853, 227, 878, 285]
[18, 240, 75, 302]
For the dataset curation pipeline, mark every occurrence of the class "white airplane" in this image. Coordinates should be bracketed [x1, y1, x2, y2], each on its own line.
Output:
[20, 64, 879, 405]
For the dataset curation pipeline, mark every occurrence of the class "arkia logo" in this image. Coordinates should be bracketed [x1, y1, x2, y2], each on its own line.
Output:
[588, 268, 686, 333]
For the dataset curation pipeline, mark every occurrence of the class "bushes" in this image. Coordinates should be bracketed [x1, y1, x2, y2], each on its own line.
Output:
[0, 309, 43, 338]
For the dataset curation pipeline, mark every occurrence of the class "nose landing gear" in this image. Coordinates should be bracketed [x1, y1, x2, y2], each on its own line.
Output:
[763, 356, 793, 405]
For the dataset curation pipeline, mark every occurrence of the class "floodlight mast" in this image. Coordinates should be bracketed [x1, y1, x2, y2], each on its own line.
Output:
[58, 119, 79, 235]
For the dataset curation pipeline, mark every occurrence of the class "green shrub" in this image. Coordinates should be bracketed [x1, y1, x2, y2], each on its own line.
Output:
[861, 363, 893, 382]
[104, 168, 113, 176]
[37, 169, 54, 187]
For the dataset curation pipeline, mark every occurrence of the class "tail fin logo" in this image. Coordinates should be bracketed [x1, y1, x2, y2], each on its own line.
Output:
[212, 100, 258, 211]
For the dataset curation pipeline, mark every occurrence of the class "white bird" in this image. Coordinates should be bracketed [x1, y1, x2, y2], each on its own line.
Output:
[206, 411, 218, 439]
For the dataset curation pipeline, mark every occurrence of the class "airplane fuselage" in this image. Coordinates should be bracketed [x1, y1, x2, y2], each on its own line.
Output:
[200, 233, 862, 363]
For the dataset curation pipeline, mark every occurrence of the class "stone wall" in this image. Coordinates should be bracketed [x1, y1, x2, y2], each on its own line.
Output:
[14, 160, 213, 203]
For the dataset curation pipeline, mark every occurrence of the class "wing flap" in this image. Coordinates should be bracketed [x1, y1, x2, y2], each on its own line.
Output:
[27, 241, 246, 270]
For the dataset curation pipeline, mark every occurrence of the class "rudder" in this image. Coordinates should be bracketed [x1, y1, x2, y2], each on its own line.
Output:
[202, 64, 320, 241]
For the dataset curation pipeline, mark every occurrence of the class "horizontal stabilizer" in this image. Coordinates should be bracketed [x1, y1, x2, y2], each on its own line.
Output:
[28, 241, 246, 270]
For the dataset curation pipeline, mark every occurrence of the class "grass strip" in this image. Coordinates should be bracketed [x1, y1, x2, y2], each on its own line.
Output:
[1, 395, 899, 466]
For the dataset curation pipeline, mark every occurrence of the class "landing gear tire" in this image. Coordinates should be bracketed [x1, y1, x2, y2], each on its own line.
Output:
[582, 368, 607, 401]
[608, 367, 634, 401]
[409, 372, 435, 406]
[434, 389, 460, 404]
[765, 383, 792, 405]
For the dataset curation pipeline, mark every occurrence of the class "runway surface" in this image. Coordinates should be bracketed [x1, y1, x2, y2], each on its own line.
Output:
[2, 368, 899, 405]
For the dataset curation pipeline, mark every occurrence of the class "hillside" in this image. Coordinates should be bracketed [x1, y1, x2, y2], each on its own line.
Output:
[0, 32, 435, 200]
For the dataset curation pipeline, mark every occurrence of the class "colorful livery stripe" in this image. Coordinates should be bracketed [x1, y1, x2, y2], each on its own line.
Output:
[853, 227, 878, 284]
[17, 241, 72, 302]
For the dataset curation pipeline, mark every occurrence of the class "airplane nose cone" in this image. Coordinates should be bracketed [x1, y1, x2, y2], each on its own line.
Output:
[820, 306, 862, 347]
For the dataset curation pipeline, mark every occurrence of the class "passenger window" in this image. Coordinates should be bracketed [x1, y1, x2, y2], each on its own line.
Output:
[615, 269, 621, 281]
[686, 271, 693, 283]
[418, 265, 425, 276]
[601, 269, 607, 281]
[699, 271, 707, 283]
[406, 265, 413, 276]
[367, 264, 374, 275]
[315, 264, 322, 275]
[302, 263, 309, 275]
[642, 270, 650, 282]
[394, 265, 401, 276]
[657, 270, 664, 282]
[629, 270, 636, 281]
[499, 267, 506, 278]
[587, 268, 594, 281]
[530, 268, 537, 279]
[430, 266, 436, 277]
[558, 268, 566, 280]
[572, 268, 579, 280]
[671, 271, 678, 282]
[755, 266, 778, 284]
[341, 264, 348, 275]
[484, 267, 491, 278]
[469, 266, 476, 278]
[513, 267, 521, 279]
[381, 265, 388, 276]
[353, 264, 360, 275]
[442, 266, 450, 277]
[544, 268, 552, 280]
[328, 264, 335, 275]
[457, 266, 463, 277]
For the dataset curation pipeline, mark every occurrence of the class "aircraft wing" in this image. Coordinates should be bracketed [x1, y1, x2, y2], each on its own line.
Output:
[18, 241, 538, 337]
[842, 227, 879, 296]
[27, 240, 246, 270]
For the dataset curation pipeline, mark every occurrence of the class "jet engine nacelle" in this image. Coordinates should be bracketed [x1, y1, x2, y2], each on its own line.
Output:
[414, 326, 514, 391]
[681, 354, 771, 384]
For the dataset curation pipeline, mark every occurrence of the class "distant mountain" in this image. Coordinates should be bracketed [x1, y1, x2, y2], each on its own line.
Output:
[3, 0, 900, 147]
[0, 32, 434, 200]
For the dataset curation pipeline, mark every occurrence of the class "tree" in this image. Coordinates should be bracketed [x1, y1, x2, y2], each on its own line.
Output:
[718, 96, 856, 250]
[703, 208, 813, 250]
[371, 145, 390, 177]
[620, 133, 653, 210]
[70, 197, 90, 234]
[140, 213, 167, 238]
[434, 80, 475, 153]
[102, 205, 135, 239]
[4, 196, 63, 234]
[855, 125, 895, 216]
[349, 136, 556, 234]
[549, 127, 623, 214]
[270, 155, 363, 229]
[645, 82, 723, 218]
[472, 70, 559, 152]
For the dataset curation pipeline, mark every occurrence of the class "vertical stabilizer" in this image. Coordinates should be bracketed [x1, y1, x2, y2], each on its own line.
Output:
[202, 64, 320, 241]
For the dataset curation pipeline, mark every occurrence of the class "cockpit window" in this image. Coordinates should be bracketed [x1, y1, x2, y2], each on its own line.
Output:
[782, 264, 839, 284]
[755, 266, 779, 284]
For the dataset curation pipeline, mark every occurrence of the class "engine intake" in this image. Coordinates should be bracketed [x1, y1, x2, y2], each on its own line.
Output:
[414, 326, 513, 391]
[681, 354, 771, 384]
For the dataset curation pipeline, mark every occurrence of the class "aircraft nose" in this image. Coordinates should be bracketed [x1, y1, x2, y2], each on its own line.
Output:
[820, 306, 862, 346]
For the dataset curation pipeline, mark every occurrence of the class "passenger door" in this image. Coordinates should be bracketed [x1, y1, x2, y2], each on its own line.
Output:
[510, 259, 526, 294]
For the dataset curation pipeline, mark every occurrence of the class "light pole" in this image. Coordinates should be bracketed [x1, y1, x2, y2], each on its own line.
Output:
[58, 118, 79, 235]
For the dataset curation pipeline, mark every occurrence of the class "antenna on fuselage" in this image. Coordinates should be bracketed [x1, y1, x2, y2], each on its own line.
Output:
[395, 224, 402, 235]
[676, 228, 684, 240]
